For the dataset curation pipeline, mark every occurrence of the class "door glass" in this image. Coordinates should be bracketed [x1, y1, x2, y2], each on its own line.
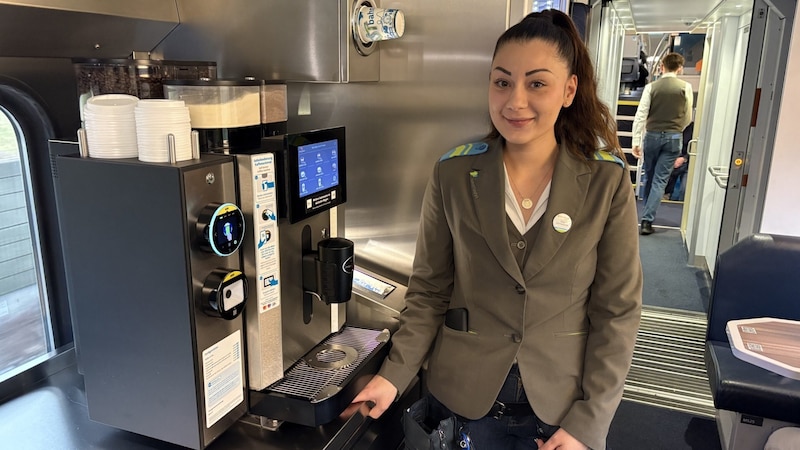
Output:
[0, 108, 50, 381]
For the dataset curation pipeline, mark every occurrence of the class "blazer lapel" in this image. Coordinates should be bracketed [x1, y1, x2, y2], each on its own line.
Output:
[471, 142, 525, 284]
[523, 150, 591, 281]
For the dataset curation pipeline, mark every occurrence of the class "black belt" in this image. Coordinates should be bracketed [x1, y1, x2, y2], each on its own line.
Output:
[487, 400, 534, 419]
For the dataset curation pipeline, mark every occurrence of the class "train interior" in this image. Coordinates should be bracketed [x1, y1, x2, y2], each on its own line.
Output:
[0, 0, 798, 449]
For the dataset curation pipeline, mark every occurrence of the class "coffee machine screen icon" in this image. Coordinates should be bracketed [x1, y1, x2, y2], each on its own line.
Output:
[198, 202, 245, 257]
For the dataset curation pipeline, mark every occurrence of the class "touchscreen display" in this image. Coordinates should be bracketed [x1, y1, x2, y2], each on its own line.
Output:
[211, 207, 244, 256]
[297, 139, 339, 198]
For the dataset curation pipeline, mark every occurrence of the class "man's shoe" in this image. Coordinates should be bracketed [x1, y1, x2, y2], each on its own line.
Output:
[640, 221, 654, 235]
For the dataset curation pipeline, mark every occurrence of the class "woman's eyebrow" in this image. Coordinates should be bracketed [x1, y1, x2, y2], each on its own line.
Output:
[491, 66, 552, 77]
[493, 66, 512, 75]
[525, 68, 551, 76]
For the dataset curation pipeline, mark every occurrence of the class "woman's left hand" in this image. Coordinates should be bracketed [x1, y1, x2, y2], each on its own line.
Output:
[535, 428, 589, 450]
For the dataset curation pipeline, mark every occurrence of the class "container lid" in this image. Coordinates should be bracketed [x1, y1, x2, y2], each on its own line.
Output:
[164, 78, 261, 87]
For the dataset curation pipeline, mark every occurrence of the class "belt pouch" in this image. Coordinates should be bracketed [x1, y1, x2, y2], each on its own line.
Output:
[402, 396, 457, 450]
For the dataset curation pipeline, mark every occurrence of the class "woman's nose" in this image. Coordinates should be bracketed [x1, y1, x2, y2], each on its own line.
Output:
[506, 84, 527, 110]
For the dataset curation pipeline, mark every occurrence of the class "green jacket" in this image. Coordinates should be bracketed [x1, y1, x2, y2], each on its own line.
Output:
[378, 138, 643, 450]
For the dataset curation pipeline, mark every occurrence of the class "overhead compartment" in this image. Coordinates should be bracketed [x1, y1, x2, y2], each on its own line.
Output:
[0, 0, 179, 58]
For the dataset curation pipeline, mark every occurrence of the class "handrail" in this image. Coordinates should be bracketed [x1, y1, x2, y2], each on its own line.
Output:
[687, 139, 699, 156]
[707, 166, 729, 189]
[708, 166, 729, 177]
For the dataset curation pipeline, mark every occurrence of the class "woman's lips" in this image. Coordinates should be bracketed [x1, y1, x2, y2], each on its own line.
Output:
[505, 117, 533, 127]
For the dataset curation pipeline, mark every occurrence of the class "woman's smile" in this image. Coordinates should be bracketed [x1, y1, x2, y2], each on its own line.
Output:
[504, 116, 534, 127]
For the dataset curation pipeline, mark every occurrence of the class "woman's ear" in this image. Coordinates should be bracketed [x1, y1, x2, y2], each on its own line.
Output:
[564, 74, 578, 108]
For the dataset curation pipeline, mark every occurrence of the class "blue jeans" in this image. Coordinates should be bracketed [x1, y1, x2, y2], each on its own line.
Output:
[641, 131, 682, 222]
[430, 365, 559, 450]
[670, 168, 687, 201]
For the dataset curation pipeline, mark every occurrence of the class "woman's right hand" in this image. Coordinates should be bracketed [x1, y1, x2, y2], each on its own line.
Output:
[346, 374, 398, 419]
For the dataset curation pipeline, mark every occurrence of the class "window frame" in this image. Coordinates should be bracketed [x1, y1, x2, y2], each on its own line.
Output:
[0, 79, 75, 403]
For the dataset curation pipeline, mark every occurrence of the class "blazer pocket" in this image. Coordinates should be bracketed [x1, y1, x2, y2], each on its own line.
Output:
[553, 330, 589, 338]
[441, 323, 477, 336]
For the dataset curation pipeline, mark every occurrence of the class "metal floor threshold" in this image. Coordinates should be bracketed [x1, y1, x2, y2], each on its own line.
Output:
[623, 306, 717, 418]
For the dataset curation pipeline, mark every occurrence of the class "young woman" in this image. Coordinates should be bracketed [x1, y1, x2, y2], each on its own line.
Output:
[351, 9, 642, 450]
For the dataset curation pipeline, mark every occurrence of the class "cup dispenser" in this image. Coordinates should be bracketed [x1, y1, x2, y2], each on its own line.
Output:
[55, 149, 247, 449]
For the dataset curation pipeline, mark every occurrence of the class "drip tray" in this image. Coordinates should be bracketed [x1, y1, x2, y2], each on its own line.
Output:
[249, 326, 390, 427]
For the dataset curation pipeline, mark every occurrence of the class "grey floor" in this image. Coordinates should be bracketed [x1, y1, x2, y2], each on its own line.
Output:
[636, 199, 711, 313]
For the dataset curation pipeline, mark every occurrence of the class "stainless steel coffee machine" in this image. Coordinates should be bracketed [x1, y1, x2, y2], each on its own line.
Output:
[231, 126, 389, 428]
[55, 77, 389, 447]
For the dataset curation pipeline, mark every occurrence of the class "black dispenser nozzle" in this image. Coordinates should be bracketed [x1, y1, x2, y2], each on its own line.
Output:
[303, 237, 355, 305]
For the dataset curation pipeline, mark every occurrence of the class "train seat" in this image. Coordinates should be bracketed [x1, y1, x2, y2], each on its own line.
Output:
[705, 233, 800, 449]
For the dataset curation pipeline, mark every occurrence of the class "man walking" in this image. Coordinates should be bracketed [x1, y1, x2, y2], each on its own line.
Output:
[632, 52, 693, 235]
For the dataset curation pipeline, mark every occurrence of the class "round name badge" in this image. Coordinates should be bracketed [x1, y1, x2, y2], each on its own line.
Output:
[553, 213, 572, 233]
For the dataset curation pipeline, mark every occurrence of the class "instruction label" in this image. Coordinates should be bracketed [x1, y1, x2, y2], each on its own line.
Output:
[250, 154, 282, 314]
[203, 330, 244, 427]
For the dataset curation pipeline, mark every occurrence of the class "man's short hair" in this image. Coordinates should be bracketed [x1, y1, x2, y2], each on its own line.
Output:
[661, 52, 685, 72]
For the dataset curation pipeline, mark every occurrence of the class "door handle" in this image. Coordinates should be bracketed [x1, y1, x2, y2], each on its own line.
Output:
[687, 139, 699, 156]
[707, 166, 729, 177]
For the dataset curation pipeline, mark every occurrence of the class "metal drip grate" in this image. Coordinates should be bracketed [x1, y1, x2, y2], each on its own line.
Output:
[624, 306, 717, 418]
[266, 326, 385, 401]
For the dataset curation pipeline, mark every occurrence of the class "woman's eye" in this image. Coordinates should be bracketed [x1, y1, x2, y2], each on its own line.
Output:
[494, 79, 510, 88]
[530, 81, 545, 88]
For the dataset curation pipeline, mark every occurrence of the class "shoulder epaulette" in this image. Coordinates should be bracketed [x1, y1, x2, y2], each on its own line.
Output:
[439, 142, 489, 161]
[589, 150, 625, 168]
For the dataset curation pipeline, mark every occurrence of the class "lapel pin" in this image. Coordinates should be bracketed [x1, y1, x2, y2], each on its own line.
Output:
[553, 213, 572, 233]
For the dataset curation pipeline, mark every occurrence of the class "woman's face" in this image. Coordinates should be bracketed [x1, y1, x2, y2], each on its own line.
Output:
[489, 38, 577, 149]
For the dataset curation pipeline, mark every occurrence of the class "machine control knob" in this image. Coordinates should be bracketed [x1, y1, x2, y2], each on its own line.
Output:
[197, 202, 245, 257]
[202, 269, 247, 320]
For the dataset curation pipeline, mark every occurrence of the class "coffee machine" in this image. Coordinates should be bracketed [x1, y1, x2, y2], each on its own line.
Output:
[232, 126, 389, 428]
[163, 79, 389, 427]
[55, 78, 389, 447]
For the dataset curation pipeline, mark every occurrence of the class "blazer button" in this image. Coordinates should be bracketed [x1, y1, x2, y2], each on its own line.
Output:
[511, 333, 522, 343]
[516, 240, 526, 250]
[515, 285, 525, 294]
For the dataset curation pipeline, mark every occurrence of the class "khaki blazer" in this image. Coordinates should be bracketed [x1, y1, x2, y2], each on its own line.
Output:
[378, 139, 642, 450]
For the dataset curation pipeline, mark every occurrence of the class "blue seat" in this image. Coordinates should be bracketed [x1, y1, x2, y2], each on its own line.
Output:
[705, 233, 800, 425]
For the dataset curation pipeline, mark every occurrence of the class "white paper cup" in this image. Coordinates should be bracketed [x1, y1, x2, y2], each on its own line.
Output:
[356, 7, 405, 43]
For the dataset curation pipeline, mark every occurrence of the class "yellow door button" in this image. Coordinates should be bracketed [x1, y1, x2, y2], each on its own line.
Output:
[734, 158, 744, 166]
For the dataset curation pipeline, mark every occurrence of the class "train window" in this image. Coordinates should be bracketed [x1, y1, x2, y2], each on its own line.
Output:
[672, 33, 706, 75]
[0, 104, 53, 383]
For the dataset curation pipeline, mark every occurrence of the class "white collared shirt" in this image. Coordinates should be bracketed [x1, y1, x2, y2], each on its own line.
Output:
[631, 72, 694, 147]
[504, 163, 551, 234]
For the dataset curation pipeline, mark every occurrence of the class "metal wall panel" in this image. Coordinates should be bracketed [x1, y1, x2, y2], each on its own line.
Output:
[156, 0, 513, 282]
[158, 0, 382, 82]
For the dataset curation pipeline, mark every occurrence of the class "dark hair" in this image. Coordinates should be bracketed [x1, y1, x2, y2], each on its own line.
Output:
[484, 9, 622, 162]
[661, 52, 685, 72]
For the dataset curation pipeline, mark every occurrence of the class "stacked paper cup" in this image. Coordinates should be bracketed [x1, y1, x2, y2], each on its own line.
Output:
[83, 94, 139, 159]
[134, 99, 192, 162]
